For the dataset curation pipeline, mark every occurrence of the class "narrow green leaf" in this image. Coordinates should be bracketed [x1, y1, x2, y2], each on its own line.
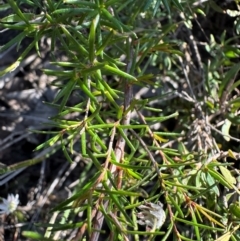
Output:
[77, 79, 97, 103]
[50, 62, 80, 68]
[7, 0, 30, 24]
[167, 195, 184, 218]
[117, 105, 124, 119]
[101, 8, 123, 32]
[35, 134, 61, 151]
[62, 143, 73, 164]
[22, 231, 44, 240]
[0, 22, 28, 30]
[81, 131, 87, 156]
[89, 14, 100, 62]
[99, 204, 115, 231]
[153, 131, 182, 137]
[153, 0, 161, 16]
[0, 13, 35, 23]
[207, 168, 233, 189]
[124, 230, 165, 235]
[144, 112, 179, 122]
[59, 80, 76, 112]
[172, 0, 184, 11]
[102, 179, 133, 224]
[0, 3, 11, 11]
[88, 129, 107, 152]
[117, 128, 136, 153]
[103, 53, 126, 67]
[95, 189, 143, 197]
[37, 221, 84, 231]
[0, 61, 20, 77]
[87, 124, 115, 129]
[126, 168, 142, 180]
[94, 69, 119, 98]
[0, 39, 37, 77]
[209, 1, 224, 13]
[104, 65, 137, 81]
[96, 30, 114, 55]
[175, 217, 224, 231]
[53, 79, 75, 104]
[64, 0, 96, 7]
[80, 63, 106, 75]
[86, 148, 104, 170]
[162, 0, 171, 14]
[53, 8, 94, 15]
[205, 172, 220, 196]
[43, 69, 74, 77]
[60, 25, 88, 56]
[87, 195, 92, 235]
[190, 207, 201, 241]
[165, 181, 204, 191]
[88, 103, 105, 124]
[51, 171, 101, 212]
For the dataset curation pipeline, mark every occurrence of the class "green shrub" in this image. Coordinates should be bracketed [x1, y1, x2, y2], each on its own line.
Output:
[1, 0, 240, 240]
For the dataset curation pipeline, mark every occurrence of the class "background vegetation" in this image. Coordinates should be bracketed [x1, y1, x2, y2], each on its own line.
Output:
[1, 0, 240, 240]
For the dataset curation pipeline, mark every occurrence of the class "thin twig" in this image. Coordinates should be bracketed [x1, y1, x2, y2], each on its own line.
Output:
[204, 150, 240, 166]
[209, 123, 240, 143]
[130, 129, 161, 179]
